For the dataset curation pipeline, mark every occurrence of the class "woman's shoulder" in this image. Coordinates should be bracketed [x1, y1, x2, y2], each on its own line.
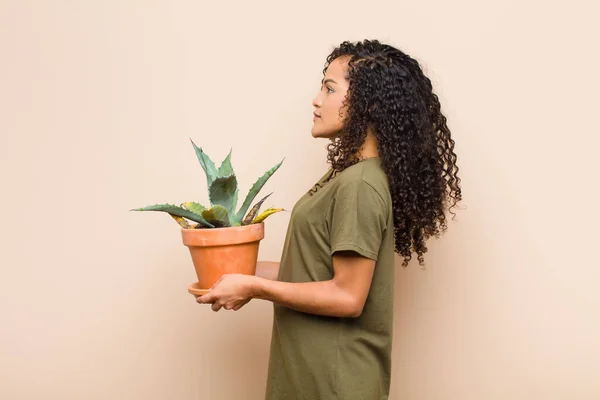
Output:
[335, 158, 390, 200]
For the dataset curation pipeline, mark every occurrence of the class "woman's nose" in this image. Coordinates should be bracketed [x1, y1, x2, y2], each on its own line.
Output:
[312, 92, 322, 108]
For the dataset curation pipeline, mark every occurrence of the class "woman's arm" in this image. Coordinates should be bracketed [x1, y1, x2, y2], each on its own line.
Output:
[255, 261, 280, 281]
[198, 251, 375, 318]
[254, 251, 374, 318]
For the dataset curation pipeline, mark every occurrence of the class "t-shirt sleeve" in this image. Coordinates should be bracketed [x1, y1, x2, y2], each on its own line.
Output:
[327, 178, 388, 261]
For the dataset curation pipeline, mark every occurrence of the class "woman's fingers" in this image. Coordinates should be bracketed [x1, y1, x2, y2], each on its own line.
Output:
[207, 300, 250, 312]
[197, 293, 214, 304]
[233, 299, 250, 311]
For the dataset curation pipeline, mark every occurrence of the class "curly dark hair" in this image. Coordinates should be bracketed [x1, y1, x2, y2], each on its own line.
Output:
[320, 39, 462, 267]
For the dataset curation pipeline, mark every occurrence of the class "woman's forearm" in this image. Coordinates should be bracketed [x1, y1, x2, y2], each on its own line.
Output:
[252, 277, 360, 318]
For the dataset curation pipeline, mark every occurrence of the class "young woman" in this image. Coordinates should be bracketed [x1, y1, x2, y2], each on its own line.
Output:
[197, 39, 462, 399]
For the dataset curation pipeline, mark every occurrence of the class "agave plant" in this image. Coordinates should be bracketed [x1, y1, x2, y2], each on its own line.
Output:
[131, 139, 285, 229]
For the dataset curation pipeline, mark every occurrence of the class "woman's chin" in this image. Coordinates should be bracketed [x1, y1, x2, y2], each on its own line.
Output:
[311, 129, 334, 139]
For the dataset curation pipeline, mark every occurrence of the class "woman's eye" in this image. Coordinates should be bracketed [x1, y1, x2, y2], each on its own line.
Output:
[326, 86, 334, 93]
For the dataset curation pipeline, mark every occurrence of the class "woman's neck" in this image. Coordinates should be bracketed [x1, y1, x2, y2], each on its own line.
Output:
[358, 129, 379, 160]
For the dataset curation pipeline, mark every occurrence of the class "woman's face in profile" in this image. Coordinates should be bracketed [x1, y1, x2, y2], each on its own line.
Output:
[311, 57, 350, 139]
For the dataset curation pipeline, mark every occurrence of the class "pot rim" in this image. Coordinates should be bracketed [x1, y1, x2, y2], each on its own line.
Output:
[181, 221, 265, 247]
[181, 221, 265, 232]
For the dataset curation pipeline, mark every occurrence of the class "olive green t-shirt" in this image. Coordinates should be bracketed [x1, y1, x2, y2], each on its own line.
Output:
[265, 157, 395, 400]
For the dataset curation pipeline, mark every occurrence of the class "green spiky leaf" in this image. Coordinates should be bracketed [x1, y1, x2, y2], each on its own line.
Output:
[209, 175, 238, 214]
[130, 203, 214, 228]
[218, 149, 234, 177]
[181, 201, 207, 215]
[231, 190, 239, 217]
[201, 205, 230, 228]
[217, 150, 238, 211]
[190, 139, 218, 187]
[242, 192, 273, 225]
[234, 158, 284, 223]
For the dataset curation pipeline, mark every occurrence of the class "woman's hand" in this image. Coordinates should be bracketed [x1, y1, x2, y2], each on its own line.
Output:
[196, 274, 259, 312]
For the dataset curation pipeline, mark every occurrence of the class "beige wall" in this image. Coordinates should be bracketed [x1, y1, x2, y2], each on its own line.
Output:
[1, 1, 598, 399]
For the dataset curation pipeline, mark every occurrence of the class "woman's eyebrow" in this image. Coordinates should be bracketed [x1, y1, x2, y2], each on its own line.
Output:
[321, 78, 338, 85]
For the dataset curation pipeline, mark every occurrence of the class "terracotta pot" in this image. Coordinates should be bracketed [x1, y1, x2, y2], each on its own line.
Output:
[181, 222, 264, 296]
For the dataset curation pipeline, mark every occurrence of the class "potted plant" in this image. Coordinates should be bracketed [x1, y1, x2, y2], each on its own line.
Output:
[131, 139, 285, 296]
